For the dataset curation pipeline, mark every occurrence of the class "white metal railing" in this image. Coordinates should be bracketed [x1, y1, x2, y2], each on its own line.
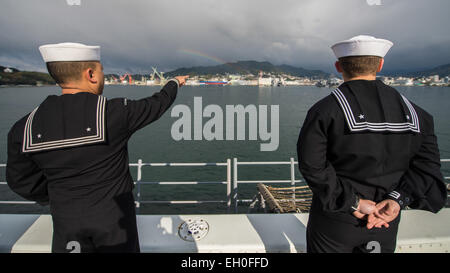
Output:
[129, 159, 231, 213]
[0, 160, 233, 213]
[0, 159, 449, 214]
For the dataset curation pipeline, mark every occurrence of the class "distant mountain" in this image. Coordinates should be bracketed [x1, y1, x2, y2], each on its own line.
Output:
[408, 63, 450, 77]
[165, 60, 330, 78]
[384, 63, 450, 77]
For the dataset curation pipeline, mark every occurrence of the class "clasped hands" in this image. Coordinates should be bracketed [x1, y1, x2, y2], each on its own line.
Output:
[352, 199, 401, 229]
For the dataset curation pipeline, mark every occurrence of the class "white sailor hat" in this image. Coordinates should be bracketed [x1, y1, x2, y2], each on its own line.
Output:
[39, 42, 100, 63]
[331, 35, 393, 59]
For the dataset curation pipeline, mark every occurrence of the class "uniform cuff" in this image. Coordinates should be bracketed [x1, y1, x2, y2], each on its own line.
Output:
[349, 193, 360, 213]
[167, 78, 180, 88]
[385, 190, 411, 209]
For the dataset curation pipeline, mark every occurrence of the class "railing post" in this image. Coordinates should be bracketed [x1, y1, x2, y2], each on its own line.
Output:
[290, 157, 296, 206]
[226, 159, 231, 213]
[136, 159, 143, 214]
[233, 158, 238, 214]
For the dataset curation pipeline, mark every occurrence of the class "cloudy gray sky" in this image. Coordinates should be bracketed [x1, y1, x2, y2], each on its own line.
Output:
[0, 0, 449, 74]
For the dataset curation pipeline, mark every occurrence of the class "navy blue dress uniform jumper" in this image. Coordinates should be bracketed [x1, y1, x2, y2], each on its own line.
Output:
[6, 79, 179, 253]
[297, 79, 447, 253]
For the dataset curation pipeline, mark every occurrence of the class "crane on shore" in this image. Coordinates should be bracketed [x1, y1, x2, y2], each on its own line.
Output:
[151, 67, 166, 85]
[120, 73, 133, 84]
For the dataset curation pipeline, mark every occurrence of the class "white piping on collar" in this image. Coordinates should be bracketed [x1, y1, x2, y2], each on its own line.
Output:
[22, 96, 106, 153]
[332, 88, 420, 133]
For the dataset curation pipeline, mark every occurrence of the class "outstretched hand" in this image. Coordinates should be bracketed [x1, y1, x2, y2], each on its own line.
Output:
[175, 75, 189, 87]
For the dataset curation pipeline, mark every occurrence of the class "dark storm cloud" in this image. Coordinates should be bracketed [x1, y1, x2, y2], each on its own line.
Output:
[0, 0, 449, 74]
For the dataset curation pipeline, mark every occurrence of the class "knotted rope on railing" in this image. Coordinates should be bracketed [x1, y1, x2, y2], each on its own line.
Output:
[257, 183, 312, 213]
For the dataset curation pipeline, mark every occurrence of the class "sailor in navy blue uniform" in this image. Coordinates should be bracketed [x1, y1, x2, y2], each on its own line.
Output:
[6, 42, 188, 253]
[297, 36, 447, 253]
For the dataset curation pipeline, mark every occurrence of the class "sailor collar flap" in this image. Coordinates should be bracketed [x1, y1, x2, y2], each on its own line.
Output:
[22, 94, 107, 153]
[331, 83, 420, 133]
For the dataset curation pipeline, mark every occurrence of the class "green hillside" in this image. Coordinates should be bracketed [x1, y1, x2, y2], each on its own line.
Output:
[0, 66, 55, 86]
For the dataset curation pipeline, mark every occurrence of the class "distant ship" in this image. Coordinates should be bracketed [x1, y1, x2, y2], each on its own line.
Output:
[315, 80, 327, 87]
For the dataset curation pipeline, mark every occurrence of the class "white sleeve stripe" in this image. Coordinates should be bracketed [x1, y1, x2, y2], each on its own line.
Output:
[388, 191, 401, 199]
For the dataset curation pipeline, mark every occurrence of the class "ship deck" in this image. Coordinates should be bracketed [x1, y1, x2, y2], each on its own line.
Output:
[1, 208, 449, 253]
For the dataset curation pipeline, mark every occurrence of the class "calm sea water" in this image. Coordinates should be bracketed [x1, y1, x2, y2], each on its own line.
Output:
[0, 85, 449, 214]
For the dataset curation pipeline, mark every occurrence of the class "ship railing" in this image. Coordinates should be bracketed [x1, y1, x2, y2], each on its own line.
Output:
[0, 159, 232, 213]
[128, 159, 231, 213]
[0, 159, 449, 214]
